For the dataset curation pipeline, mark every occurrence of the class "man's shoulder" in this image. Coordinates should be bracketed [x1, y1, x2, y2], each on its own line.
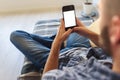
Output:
[42, 57, 120, 80]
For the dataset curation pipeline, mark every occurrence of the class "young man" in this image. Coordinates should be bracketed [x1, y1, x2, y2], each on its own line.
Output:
[10, 0, 120, 80]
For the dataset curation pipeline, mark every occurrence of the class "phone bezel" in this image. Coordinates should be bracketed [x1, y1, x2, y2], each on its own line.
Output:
[62, 5, 77, 30]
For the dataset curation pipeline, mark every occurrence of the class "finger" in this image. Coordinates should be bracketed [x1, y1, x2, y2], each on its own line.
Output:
[59, 19, 65, 31]
[76, 18, 84, 26]
[62, 29, 73, 41]
[73, 27, 80, 32]
[60, 18, 65, 27]
[76, 18, 81, 25]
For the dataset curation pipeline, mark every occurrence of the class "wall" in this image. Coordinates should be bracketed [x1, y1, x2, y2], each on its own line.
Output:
[0, 0, 99, 14]
[0, 0, 83, 14]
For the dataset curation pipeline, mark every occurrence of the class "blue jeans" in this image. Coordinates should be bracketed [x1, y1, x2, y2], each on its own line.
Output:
[10, 30, 91, 70]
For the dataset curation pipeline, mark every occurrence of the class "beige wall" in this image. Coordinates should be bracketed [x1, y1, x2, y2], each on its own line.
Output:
[0, 0, 99, 14]
[0, 0, 86, 14]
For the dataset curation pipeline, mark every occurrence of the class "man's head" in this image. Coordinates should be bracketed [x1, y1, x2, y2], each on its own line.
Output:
[99, 0, 120, 56]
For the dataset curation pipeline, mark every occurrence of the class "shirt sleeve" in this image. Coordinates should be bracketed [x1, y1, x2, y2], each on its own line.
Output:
[41, 69, 66, 80]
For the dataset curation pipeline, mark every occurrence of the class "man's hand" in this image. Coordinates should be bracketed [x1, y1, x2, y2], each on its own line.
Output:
[73, 18, 88, 36]
[73, 18, 100, 47]
[54, 19, 73, 45]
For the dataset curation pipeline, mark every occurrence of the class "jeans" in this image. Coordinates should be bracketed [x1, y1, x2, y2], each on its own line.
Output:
[10, 30, 91, 70]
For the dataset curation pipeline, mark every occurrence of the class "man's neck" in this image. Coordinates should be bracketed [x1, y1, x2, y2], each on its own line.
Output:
[112, 55, 120, 74]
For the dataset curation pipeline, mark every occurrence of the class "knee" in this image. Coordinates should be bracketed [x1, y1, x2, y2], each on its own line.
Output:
[10, 30, 28, 43]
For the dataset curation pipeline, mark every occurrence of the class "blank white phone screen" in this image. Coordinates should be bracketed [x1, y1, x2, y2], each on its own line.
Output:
[64, 10, 76, 28]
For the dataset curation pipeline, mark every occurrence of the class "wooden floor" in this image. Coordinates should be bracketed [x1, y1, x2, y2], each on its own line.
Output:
[0, 12, 61, 80]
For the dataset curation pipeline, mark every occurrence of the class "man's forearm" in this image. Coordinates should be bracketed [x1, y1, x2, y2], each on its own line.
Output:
[85, 29, 100, 47]
[43, 40, 61, 74]
[77, 28, 100, 47]
[43, 19, 72, 74]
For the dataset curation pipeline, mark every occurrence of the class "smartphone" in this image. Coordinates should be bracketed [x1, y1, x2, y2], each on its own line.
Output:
[62, 5, 77, 30]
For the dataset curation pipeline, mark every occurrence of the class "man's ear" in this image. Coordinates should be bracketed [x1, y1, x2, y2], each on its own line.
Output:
[109, 16, 120, 40]
[110, 15, 120, 49]
[112, 16, 120, 27]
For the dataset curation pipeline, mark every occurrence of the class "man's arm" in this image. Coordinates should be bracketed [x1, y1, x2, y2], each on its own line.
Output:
[73, 18, 100, 47]
[74, 27, 100, 46]
[42, 40, 60, 74]
[43, 20, 72, 74]
[43, 18, 100, 74]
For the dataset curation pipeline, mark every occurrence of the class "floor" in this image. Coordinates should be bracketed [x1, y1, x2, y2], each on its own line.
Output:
[0, 11, 62, 80]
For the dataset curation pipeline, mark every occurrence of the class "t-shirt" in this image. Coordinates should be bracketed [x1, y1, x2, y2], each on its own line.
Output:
[42, 47, 120, 80]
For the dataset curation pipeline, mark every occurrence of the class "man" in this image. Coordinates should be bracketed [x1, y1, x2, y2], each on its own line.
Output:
[10, 0, 120, 80]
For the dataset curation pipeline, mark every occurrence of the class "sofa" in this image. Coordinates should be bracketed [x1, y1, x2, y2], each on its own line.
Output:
[18, 17, 98, 80]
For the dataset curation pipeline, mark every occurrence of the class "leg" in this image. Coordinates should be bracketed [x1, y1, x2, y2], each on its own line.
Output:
[66, 33, 91, 48]
[31, 34, 64, 49]
[10, 30, 53, 70]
